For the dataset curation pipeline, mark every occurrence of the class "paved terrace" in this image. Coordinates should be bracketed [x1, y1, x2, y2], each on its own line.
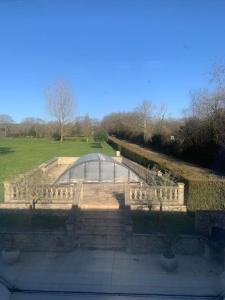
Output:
[0, 249, 222, 299]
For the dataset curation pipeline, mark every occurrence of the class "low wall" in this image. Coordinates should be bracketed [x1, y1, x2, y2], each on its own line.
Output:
[195, 211, 225, 235]
[130, 233, 204, 255]
[125, 183, 186, 211]
[0, 201, 73, 210]
[0, 230, 74, 252]
[57, 157, 78, 165]
[39, 157, 58, 172]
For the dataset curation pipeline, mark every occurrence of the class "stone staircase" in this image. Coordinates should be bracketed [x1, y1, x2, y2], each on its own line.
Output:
[75, 183, 127, 250]
[80, 183, 125, 209]
[76, 210, 126, 250]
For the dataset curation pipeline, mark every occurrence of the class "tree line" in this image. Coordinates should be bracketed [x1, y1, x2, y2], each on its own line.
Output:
[102, 64, 225, 172]
[1, 65, 225, 172]
[0, 79, 102, 142]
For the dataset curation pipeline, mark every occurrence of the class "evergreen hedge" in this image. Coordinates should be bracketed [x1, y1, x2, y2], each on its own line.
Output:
[109, 136, 225, 211]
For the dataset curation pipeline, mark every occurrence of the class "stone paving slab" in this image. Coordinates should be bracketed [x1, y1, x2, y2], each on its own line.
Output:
[10, 293, 217, 300]
[0, 250, 222, 297]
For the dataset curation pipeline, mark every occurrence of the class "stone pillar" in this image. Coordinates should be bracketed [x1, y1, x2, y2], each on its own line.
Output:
[116, 150, 120, 157]
[124, 184, 131, 207]
[4, 182, 11, 202]
[177, 183, 185, 205]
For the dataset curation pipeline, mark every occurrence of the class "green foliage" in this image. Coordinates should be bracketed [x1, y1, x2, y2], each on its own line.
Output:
[93, 130, 108, 146]
[0, 137, 114, 200]
[109, 136, 225, 211]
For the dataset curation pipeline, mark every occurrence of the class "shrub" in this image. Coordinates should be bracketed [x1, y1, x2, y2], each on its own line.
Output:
[108, 136, 225, 211]
[93, 130, 108, 147]
[52, 132, 61, 141]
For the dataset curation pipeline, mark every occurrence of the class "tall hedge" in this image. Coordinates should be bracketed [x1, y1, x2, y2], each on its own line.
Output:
[109, 136, 225, 211]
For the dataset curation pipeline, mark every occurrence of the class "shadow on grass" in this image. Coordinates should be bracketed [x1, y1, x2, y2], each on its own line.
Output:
[0, 147, 14, 155]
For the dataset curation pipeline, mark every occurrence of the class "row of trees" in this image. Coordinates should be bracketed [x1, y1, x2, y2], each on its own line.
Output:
[1, 64, 225, 171]
[0, 79, 102, 141]
[0, 114, 100, 141]
[102, 64, 225, 172]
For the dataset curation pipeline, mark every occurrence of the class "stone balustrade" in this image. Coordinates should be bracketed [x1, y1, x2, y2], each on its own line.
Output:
[125, 183, 186, 211]
[5, 182, 77, 203]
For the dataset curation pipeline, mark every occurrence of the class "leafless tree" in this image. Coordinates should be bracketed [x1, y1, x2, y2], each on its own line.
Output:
[21, 117, 45, 137]
[80, 115, 93, 142]
[0, 114, 14, 137]
[136, 100, 155, 142]
[209, 63, 225, 88]
[47, 79, 75, 142]
[14, 169, 51, 209]
[155, 103, 168, 134]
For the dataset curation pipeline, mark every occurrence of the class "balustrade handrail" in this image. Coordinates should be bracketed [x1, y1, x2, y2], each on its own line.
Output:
[7, 182, 78, 202]
[127, 183, 184, 205]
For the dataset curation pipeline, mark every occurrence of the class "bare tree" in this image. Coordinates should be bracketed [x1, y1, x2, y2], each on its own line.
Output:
[80, 115, 93, 142]
[21, 117, 45, 137]
[14, 169, 51, 209]
[209, 63, 225, 88]
[47, 79, 75, 142]
[136, 100, 154, 143]
[156, 103, 168, 135]
[0, 114, 14, 137]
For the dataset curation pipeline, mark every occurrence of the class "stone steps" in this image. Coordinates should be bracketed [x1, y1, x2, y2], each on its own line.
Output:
[81, 183, 125, 209]
[76, 184, 126, 250]
[77, 225, 124, 235]
[77, 241, 125, 250]
[77, 232, 126, 250]
[76, 208, 126, 250]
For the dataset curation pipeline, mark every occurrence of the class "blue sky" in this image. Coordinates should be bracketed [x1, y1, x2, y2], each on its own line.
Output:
[0, 0, 225, 122]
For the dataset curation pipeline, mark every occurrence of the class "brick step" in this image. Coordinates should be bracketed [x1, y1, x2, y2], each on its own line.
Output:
[77, 237, 125, 247]
[77, 242, 125, 250]
[80, 204, 120, 209]
[77, 219, 124, 227]
[79, 210, 123, 218]
[77, 227, 125, 235]
[77, 224, 124, 234]
[77, 232, 125, 240]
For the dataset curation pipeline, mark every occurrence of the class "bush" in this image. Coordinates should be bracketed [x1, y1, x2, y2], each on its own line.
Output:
[93, 130, 108, 146]
[108, 136, 225, 211]
[52, 132, 61, 141]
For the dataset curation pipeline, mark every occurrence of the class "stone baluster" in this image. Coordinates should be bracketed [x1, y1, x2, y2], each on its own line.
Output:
[124, 184, 131, 207]
[177, 183, 185, 205]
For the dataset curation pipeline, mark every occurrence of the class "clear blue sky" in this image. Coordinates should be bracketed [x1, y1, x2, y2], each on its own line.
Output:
[0, 0, 225, 122]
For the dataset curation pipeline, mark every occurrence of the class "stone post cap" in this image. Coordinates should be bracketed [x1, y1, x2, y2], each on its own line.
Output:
[178, 182, 185, 187]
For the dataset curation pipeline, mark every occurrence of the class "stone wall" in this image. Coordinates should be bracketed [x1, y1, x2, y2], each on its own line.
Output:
[0, 230, 73, 252]
[130, 233, 204, 255]
[195, 211, 225, 235]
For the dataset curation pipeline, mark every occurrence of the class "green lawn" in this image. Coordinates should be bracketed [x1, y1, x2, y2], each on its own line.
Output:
[0, 137, 115, 200]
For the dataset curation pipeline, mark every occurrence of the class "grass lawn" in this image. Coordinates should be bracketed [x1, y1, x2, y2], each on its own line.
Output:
[132, 211, 195, 235]
[0, 137, 115, 200]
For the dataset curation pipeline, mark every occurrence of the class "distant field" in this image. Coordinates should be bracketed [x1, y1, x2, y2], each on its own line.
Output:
[0, 137, 115, 200]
